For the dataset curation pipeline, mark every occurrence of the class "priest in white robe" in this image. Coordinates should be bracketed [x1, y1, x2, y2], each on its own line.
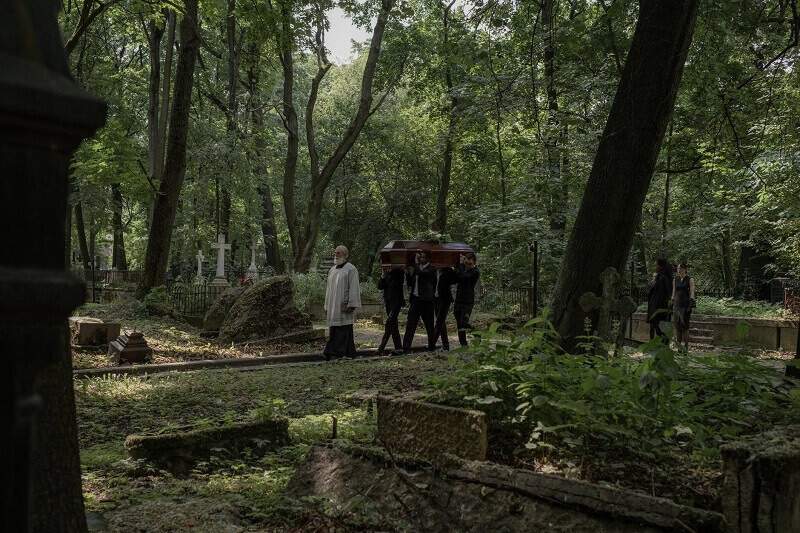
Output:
[323, 245, 361, 359]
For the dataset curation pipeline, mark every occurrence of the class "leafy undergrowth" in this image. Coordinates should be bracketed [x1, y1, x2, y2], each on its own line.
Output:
[636, 295, 797, 320]
[425, 316, 800, 510]
[72, 301, 326, 369]
[77, 353, 457, 531]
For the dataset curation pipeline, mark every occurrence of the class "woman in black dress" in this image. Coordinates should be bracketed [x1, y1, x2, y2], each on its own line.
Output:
[377, 266, 406, 354]
[672, 263, 696, 351]
[647, 258, 673, 343]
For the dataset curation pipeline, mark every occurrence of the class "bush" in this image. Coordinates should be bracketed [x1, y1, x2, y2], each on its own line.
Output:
[143, 285, 173, 317]
[292, 272, 382, 311]
[426, 313, 800, 467]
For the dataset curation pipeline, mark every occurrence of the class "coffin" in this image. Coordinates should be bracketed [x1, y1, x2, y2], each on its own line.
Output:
[379, 240, 475, 270]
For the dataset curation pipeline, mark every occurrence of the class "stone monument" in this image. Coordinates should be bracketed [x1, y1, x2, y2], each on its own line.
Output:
[210, 233, 231, 288]
[1, 3, 107, 530]
[194, 250, 205, 284]
[246, 243, 259, 282]
[108, 331, 153, 364]
[579, 267, 637, 348]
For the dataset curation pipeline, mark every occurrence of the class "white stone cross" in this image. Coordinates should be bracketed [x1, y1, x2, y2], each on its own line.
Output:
[211, 233, 231, 280]
[195, 250, 205, 282]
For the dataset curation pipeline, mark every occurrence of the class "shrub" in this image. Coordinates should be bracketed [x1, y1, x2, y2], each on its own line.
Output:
[143, 285, 173, 317]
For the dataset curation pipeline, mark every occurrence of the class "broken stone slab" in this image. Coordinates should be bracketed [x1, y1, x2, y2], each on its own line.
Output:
[108, 331, 153, 364]
[125, 418, 289, 475]
[288, 444, 725, 533]
[377, 395, 487, 462]
[721, 425, 800, 533]
[69, 316, 121, 347]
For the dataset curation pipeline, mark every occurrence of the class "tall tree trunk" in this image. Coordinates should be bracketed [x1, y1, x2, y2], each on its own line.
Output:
[156, 9, 176, 175]
[432, 0, 457, 233]
[292, 0, 396, 272]
[146, 17, 164, 182]
[220, 0, 238, 240]
[550, 0, 699, 348]
[111, 183, 128, 270]
[74, 200, 91, 271]
[139, 0, 200, 295]
[276, 1, 300, 261]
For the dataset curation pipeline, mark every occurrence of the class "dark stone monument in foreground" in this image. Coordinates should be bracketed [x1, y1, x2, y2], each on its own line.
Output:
[1, 2, 106, 531]
[108, 331, 153, 364]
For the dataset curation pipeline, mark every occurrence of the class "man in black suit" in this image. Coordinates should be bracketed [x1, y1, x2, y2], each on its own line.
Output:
[454, 252, 480, 347]
[403, 250, 437, 351]
[377, 266, 405, 354]
[433, 266, 456, 350]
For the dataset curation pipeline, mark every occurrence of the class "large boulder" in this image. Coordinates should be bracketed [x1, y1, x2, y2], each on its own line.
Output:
[202, 286, 246, 332]
[218, 276, 311, 343]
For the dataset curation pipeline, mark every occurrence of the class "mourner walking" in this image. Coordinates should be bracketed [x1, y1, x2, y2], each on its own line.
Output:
[433, 265, 456, 351]
[453, 253, 480, 347]
[403, 250, 437, 352]
[377, 265, 405, 355]
[323, 245, 361, 359]
[647, 258, 673, 343]
[672, 263, 696, 351]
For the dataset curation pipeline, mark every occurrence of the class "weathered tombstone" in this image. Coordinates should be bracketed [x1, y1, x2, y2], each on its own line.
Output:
[579, 267, 637, 346]
[194, 250, 204, 284]
[210, 233, 231, 288]
[108, 331, 153, 364]
[721, 425, 800, 533]
[246, 243, 258, 282]
[125, 418, 289, 475]
[1, 4, 107, 530]
[376, 395, 487, 462]
[68, 316, 121, 347]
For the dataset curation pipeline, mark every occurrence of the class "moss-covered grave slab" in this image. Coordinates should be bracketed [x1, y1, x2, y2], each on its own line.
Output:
[721, 425, 800, 533]
[287, 444, 725, 532]
[377, 395, 487, 462]
[125, 419, 289, 475]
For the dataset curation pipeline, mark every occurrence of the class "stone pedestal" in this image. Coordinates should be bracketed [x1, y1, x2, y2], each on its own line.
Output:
[108, 332, 153, 364]
[209, 276, 230, 288]
[721, 425, 800, 533]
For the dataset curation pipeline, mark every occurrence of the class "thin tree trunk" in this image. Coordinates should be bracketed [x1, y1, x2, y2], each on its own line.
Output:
[139, 0, 200, 295]
[293, 0, 396, 272]
[157, 9, 176, 176]
[74, 200, 91, 271]
[660, 121, 674, 255]
[145, 17, 164, 182]
[550, 0, 699, 348]
[219, 0, 238, 240]
[111, 183, 128, 270]
[720, 229, 733, 292]
[543, 0, 565, 234]
[432, 0, 457, 233]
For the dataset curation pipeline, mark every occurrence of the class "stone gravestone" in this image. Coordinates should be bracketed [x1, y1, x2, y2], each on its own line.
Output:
[721, 425, 800, 533]
[69, 316, 121, 347]
[579, 267, 637, 347]
[246, 243, 258, 282]
[108, 331, 153, 364]
[377, 395, 487, 462]
[210, 233, 231, 288]
[194, 250, 204, 284]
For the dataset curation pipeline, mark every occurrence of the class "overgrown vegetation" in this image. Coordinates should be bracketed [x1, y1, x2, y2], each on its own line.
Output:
[426, 317, 800, 508]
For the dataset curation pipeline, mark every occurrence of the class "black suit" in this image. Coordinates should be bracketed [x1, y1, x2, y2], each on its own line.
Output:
[377, 268, 405, 352]
[433, 268, 456, 350]
[454, 265, 480, 346]
[403, 263, 436, 350]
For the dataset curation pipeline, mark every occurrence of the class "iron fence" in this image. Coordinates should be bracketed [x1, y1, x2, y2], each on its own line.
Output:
[168, 283, 226, 317]
[477, 285, 536, 316]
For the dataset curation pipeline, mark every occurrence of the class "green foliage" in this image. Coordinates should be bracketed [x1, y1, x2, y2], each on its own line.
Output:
[143, 285, 173, 316]
[428, 317, 800, 468]
[291, 273, 327, 311]
[694, 296, 797, 319]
